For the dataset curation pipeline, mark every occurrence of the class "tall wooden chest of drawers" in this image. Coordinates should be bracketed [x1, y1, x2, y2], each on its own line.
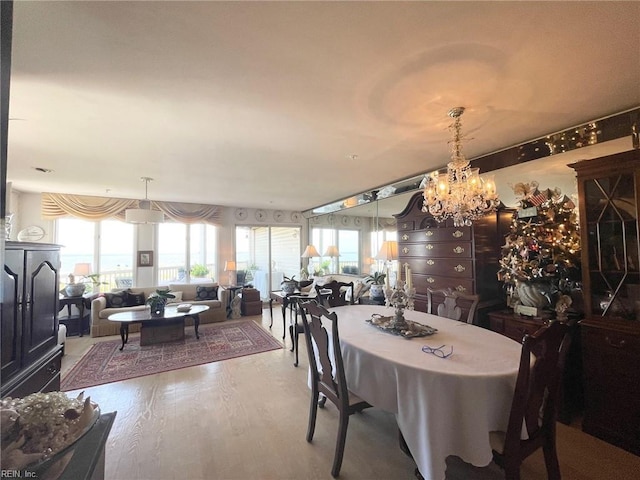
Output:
[394, 192, 513, 326]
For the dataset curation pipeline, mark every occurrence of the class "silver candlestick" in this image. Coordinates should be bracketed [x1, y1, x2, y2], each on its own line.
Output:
[384, 280, 416, 330]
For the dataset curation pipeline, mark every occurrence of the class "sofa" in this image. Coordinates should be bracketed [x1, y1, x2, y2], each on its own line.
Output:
[90, 282, 230, 337]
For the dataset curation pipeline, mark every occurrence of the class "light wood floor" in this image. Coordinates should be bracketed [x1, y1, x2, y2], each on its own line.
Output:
[61, 308, 640, 480]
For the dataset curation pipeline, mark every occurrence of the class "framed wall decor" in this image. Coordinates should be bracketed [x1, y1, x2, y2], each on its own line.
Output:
[137, 250, 153, 267]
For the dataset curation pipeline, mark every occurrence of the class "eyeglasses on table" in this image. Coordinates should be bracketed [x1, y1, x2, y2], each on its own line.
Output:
[422, 344, 454, 358]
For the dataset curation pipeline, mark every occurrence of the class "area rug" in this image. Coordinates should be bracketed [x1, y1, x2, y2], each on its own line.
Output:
[61, 320, 282, 391]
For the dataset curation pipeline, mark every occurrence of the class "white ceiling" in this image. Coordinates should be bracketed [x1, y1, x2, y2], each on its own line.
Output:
[6, 1, 640, 213]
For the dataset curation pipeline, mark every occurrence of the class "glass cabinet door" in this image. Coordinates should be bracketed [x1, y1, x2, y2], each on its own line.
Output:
[584, 171, 639, 319]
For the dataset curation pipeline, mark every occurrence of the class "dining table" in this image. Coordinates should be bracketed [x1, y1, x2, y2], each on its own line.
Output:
[325, 304, 524, 480]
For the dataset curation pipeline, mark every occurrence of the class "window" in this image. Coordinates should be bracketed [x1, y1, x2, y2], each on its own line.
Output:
[236, 225, 301, 299]
[57, 218, 134, 291]
[311, 227, 361, 275]
[157, 222, 217, 284]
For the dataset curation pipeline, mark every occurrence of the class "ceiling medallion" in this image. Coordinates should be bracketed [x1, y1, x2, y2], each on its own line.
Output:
[422, 107, 499, 227]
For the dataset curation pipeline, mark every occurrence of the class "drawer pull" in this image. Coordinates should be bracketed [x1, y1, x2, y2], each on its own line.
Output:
[47, 364, 58, 375]
[402, 247, 409, 254]
[605, 336, 627, 349]
[455, 285, 467, 292]
[402, 234, 409, 241]
[427, 259, 435, 266]
[453, 230, 464, 238]
[454, 264, 466, 272]
[453, 246, 465, 254]
[402, 223, 409, 229]
[426, 244, 434, 250]
[425, 231, 434, 237]
[427, 277, 435, 284]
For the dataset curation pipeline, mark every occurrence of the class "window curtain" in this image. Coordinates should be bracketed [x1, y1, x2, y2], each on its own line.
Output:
[42, 193, 223, 225]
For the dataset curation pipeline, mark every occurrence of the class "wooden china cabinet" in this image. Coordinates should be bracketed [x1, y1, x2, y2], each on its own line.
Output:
[394, 191, 513, 326]
[1, 242, 62, 398]
[570, 150, 640, 455]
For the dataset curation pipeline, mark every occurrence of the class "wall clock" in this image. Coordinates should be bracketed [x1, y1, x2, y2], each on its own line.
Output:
[274, 210, 285, 222]
[234, 208, 248, 221]
[354, 217, 362, 226]
[290, 212, 302, 223]
[255, 209, 267, 222]
[341, 216, 350, 226]
[17, 225, 45, 242]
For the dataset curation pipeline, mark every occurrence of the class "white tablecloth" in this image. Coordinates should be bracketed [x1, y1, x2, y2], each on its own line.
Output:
[329, 305, 522, 480]
[252, 270, 284, 300]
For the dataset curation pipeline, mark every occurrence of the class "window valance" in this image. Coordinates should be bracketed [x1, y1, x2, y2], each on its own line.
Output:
[42, 193, 223, 225]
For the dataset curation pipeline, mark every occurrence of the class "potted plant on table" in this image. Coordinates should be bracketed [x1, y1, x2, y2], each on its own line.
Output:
[365, 272, 387, 299]
[281, 275, 298, 294]
[146, 288, 176, 317]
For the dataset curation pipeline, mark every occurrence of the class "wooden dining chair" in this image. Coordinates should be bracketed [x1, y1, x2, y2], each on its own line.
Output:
[287, 280, 316, 367]
[426, 287, 480, 324]
[315, 280, 354, 307]
[490, 320, 572, 480]
[300, 300, 372, 477]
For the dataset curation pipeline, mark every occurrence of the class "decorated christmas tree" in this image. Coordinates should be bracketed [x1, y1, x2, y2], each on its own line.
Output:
[497, 181, 581, 309]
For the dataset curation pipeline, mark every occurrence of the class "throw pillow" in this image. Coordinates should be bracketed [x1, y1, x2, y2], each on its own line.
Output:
[196, 285, 218, 300]
[105, 291, 127, 308]
[353, 280, 371, 301]
[167, 291, 183, 304]
[125, 290, 145, 307]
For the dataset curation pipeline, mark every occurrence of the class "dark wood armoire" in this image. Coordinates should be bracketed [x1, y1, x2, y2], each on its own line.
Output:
[394, 191, 513, 327]
[2, 242, 63, 398]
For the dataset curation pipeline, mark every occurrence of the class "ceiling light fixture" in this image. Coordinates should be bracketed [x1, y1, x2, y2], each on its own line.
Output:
[125, 177, 164, 224]
[422, 107, 499, 227]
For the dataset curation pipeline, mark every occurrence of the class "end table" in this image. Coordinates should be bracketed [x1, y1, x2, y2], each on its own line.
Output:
[59, 294, 94, 337]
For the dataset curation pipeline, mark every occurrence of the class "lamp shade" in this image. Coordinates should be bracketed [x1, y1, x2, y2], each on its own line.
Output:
[224, 260, 237, 271]
[73, 262, 92, 277]
[301, 245, 320, 258]
[126, 177, 164, 223]
[323, 245, 340, 257]
[376, 241, 398, 261]
[125, 208, 164, 224]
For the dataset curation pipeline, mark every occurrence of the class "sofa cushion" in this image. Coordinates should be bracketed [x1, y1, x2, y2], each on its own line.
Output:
[196, 285, 218, 300]
[125, 290, 146, 307]
[167, 291, 183, 304]
[104, 291, 127, 308]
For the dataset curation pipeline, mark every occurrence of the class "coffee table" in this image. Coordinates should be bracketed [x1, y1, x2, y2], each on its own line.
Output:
[108, 305, 209, 350]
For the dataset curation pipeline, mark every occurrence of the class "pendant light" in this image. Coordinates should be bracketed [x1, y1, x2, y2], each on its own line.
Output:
[125, 177, 164, 224]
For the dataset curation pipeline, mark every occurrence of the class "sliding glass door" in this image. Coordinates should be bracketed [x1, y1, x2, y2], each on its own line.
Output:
[236, 225, 301, 300]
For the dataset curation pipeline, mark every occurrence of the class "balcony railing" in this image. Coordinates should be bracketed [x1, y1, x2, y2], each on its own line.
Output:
[61, 264, 217, 293]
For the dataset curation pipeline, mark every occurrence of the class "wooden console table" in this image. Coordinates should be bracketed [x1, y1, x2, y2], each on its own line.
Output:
[488, 309, 583, 424]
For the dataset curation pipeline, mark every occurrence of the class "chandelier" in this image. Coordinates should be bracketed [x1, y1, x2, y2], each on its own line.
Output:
[422, 107, 499, 227]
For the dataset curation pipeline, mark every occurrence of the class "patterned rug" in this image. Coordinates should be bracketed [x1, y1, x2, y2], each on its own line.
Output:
[61, 320, 282, 391]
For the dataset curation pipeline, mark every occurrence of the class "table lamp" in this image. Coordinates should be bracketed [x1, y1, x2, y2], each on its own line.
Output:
[376, 241, 398, 286]
[65, 263, 91, 297]
[301, 245, 320, 276]
[323, 245, 340, 274]
[224, 260, 237, 285]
